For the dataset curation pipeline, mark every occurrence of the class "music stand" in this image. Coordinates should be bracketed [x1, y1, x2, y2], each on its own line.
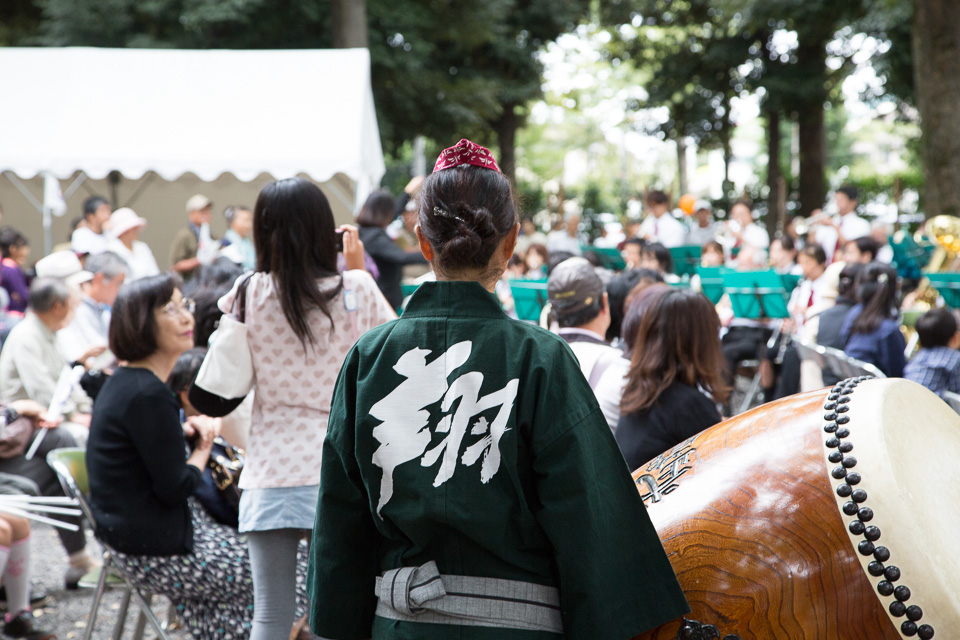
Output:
[925, 273, 960, 308]
[669, 245, 701, 278]
[509, 279, 549, 322]
[720, 270, 791, 320]
[696, 266, 730, 305]
[580, 245, 626, 271]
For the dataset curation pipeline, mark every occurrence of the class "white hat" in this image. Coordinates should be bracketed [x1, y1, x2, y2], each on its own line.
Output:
[694, 199, 713, 212]
[35, 250, 93, 288]
[186, 194, 212, 214]
[110, 207, 147, 238]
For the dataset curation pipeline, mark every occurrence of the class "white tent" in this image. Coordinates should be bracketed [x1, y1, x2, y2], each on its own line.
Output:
[0, 47, 384, 256]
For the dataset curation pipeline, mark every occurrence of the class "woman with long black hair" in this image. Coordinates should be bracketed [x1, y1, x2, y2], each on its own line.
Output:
[840, 261, 905, 377]
[191, 178, 396, 639]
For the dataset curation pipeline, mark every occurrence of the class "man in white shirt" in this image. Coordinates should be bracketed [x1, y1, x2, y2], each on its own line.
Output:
[546, 210, 583, 256]
[638, 190, 686, 248]
[815, 185, 871, 263]
[548, 257, 630, 432]
[685, 199, 720, 247]
[57, 251, 128, 366]
[70, 195, 112, 256]
[727, 200, 770, 251]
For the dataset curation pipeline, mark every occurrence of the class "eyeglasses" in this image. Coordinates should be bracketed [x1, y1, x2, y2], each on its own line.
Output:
[162, 298, 196, 316]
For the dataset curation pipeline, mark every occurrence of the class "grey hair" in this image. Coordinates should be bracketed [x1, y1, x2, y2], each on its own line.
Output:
[29, 278, 71, 313]
[85, 250, 130, 281]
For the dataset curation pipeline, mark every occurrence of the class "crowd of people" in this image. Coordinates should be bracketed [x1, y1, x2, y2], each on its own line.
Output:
[0, 138, 953, 639]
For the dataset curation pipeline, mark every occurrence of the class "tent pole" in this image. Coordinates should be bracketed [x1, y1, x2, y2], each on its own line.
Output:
[62, 171, 88, 199]
[1, 171, 43, 213]
[42, 208, 52, 256]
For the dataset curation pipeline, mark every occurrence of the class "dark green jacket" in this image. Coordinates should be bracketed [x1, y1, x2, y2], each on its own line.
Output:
[309, 281, 687, 639]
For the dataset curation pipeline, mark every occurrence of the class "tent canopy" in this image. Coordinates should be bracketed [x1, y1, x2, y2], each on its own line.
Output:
[0, 47, 384, 190]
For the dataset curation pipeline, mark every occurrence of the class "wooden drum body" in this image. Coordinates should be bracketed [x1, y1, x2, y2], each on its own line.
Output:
[631, 378, 958, 639]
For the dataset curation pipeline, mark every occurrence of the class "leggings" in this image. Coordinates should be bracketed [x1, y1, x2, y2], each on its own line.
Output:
[246, 528, 310, 640]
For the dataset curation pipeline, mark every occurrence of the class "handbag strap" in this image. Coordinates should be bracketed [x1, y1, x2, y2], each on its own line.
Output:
[232, 274, 254, 323]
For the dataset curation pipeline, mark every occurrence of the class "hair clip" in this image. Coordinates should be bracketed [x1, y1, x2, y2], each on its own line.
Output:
[877, 272, 889, 284]
[433, 205, 466, 223]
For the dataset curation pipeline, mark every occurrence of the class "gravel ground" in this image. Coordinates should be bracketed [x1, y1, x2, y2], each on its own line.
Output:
[26, 524, 186, 639]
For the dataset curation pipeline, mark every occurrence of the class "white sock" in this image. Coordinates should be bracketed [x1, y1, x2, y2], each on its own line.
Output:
[4, 536, 29, 616]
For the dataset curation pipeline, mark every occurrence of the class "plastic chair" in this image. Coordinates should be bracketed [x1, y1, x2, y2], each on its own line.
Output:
[942, 390, 960, 414]
[47, 448, 171, 640]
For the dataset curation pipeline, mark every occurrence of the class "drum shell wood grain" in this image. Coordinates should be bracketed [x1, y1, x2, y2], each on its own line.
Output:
[629, 388, 899, 640]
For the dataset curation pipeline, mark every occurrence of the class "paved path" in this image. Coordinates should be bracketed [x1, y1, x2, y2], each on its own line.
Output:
[28, 524, 186, 639]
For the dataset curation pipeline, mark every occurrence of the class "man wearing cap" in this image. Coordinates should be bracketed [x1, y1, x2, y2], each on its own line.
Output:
[0, 278, 93, 427]
[546, 209, 583, 256]
[686, 199, 719, 247]
[170, 194, 214, 279]
[106, 207, 160, 281]
[548, 257, 630, 432]
[70, 195, 112, 256]
[57, 251, 128, 370]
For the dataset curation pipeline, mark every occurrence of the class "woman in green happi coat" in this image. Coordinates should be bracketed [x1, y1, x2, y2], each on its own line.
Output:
[308, 139, 689, 640]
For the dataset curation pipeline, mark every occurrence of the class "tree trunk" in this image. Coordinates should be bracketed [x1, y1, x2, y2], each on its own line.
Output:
[795, 36, 827, 217]
[496, 102, 519, 185]
[797, 103, 826, 216]
[331, 0, 368, 48]
[676, 137, 688, 195]
[913, 0, 960, 219]
[766, 107, 781, 238]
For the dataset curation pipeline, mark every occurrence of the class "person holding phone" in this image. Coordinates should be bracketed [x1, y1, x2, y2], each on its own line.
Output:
[356, 190, 430, 309]
[190, 178, 397, 639]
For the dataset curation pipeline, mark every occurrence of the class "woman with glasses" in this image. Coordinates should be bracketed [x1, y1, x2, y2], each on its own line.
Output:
[87, 274, 255, 638]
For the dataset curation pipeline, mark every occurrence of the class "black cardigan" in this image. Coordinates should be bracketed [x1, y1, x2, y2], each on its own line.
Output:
[615, 382, 721, 472]
[87, 367, 202, 556]
[358, 226, 428, 308]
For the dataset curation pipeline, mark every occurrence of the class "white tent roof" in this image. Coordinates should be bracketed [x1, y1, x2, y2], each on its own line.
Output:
[0, 47, 384, 187]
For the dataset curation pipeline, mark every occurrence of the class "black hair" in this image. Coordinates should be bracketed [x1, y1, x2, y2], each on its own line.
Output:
[182, 257, 244, 297]
[773, 235, 795, 252]
[0, 227, 28, 258]
[837, 262, 863, 302]
[624, 237, 644, 249]
[546, 251, 575, 275]
[109, 274, 178, 362]
[852, 236, 880, 262]
[800, 244, 827, 266]
[645, 190, 669, 206]
[851, 262, 898, 335]
[556, 297, 604, 329]
[507, 254, 524, 269]
[254, 178, 340, 347]
[190, 286, 230, 348]
[916, 308, 958, 349]
[167, 347, 208, 405]
[82, 195, 109, 218]
[837, 185, 859, 202]
[641, 242, 674, 274]
[356, 190, 397, 228]
[605, 268, 664, 341]
[418, 165, 518, 279]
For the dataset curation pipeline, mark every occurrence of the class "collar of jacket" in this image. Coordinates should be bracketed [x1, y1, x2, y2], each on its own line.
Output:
[402, 281, 506, 320]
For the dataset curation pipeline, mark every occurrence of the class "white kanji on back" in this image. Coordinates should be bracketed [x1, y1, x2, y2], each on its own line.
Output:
[370, 341, 518, 517]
